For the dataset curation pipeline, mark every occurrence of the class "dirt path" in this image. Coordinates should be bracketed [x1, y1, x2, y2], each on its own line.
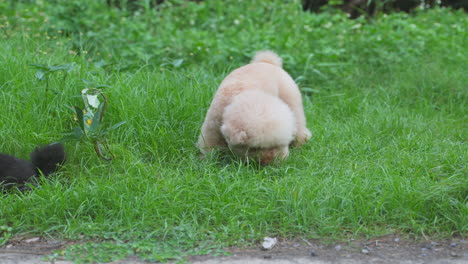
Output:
[1, 235, 467, 263]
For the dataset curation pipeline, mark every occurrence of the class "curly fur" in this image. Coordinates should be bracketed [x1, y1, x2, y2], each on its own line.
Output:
[198, 50, 311, 164]
[220, 90, 296, 148]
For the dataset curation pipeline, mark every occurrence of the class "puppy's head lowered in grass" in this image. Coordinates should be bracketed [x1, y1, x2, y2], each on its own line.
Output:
[220, 90, 296, 164]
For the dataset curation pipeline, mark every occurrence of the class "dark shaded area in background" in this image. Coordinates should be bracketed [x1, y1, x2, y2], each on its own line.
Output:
[106, 0, 467, 17]
[8, 0, 467, 18]
[106, 0, 468, 18]
[303, 0, 467, 18]
[105, 0, 468, 16]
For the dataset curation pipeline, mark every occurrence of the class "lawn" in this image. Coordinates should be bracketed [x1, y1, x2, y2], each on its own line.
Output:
[0, 0, 467, 262]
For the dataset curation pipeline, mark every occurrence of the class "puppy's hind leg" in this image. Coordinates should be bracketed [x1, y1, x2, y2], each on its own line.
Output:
[197, 120, 226, 155]
[278, 79, 311, 146]
[197, 104, 228, 155]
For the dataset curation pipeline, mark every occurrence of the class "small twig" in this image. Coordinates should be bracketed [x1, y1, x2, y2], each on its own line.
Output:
[98, 92, 108, 122]
[94, 140, 113, 161]
[301, 237, 313, 247]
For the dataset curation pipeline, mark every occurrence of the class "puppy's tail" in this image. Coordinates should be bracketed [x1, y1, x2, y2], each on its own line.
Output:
[251, 50, 282, 68]
[30, 143, 66, 176]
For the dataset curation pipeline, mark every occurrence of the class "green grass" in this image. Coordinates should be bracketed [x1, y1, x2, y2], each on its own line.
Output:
[0, 0, 467, 262]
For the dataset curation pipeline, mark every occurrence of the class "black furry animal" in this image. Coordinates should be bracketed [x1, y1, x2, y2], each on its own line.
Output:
[0, 143, 65, 189]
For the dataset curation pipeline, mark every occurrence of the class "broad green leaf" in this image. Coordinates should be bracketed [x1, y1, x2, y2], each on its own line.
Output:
[87, 94, 100, 108]
[61, 127, 84, 141]
[66, 62, 76, 73]
[65, 105, 75, 112]
[94, 59, 108, 69]
[172, 59, 184, 68]
[96, 84, 111, 89]
[82, 80, 110, 89]
[108, 121, 126, 131]
[81, 88, 92, 109]
[49, 63, 75, 72]
[28, 63, 49, 70]
[89, 102, 105, 132]
[35, 70, 46, 81]
[74, 106, 85, 131]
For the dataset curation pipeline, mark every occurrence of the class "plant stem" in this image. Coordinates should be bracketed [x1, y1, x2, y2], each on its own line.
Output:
[45, 77, 49, 105]
[94, 139, 114, 161]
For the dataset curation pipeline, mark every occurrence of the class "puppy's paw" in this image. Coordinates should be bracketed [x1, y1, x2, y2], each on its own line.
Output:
[292, 128, 312, 146]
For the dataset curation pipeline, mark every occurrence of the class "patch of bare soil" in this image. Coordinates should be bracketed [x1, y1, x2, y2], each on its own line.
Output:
[189, 235, 468, 263]
[1, 235, 467, 263]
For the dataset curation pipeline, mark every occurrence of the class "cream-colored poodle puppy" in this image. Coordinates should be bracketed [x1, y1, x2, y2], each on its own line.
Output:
[197, 50, 311, 163]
